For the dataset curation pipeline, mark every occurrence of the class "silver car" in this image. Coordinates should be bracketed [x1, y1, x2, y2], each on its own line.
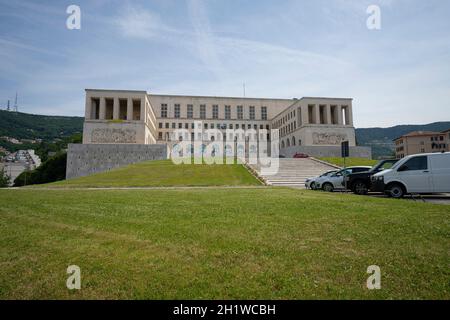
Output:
[315, 166, 372, 192]
[305, 170, 338, 189]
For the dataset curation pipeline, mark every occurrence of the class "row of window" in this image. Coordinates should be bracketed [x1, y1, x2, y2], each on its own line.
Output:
[280, 136, 301, 148]
[158, 131, 270, 142]
[431, 143, 447, 149]
[430, 136, 445, 141]
[274, 109, 296, 128]
[279, 121, 297, 137]
[160, 104, 267, 120]
[158, 122, 270, 130]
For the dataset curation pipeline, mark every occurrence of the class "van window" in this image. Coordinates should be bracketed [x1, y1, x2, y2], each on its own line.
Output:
[400, 156, 428, 171]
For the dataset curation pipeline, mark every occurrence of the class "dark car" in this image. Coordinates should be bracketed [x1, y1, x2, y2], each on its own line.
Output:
[344, 159, 398, 195]
[293, 153, 309, 158]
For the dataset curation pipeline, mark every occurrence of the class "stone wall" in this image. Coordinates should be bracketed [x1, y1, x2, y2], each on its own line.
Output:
[281, 145, 372, 159]
[66, 143, 168, 179]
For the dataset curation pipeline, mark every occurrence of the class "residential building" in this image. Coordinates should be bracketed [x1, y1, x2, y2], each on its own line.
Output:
[394, 130, 450, 159]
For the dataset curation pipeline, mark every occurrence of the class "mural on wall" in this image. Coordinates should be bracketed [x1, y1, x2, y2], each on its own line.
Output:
[91, 128, 137, 143]
[312, 132, 347, 145]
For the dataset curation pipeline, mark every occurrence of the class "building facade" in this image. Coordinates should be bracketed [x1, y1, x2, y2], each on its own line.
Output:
[394, 130, 450, 159]
[83, 89, 369, 158]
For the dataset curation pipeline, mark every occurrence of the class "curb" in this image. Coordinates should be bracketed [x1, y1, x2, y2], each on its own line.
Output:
[309, 157, 342, 169]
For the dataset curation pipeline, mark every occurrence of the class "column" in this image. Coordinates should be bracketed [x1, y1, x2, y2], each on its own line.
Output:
[314, 105, 321, 124]
[127, 98, 133, 121]
[113, 97, 120, 120]
[140, 99, 145, 122]
[301, 104, 309, 124]
[297, 107, 302, 126]
[99, 97, 106, 120]
[326, 105, 332, 124]
[347, 105, 354, 126]
[337, 106, 343, 125]
[84, 95, 91, 120]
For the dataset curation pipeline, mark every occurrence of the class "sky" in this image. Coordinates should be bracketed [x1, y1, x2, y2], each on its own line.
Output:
[0, 0, 449, 128]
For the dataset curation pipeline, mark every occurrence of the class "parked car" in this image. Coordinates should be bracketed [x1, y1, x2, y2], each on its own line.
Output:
[315, 166, 372, 192]
[293, 153, 309, 158]
[371, 152, 450, 198]
[344, 159, 398, 195]
[305, 170, 338, 189]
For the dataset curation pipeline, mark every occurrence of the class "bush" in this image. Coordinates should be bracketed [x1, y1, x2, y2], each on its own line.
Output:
[14, 153, 67, 186]
[0, 168, 10, 187]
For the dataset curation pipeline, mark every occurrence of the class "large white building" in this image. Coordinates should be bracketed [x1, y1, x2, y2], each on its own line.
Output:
[82, 89, 366, 158]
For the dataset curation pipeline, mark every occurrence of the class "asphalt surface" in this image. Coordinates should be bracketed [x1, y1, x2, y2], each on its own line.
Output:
[364, 192, 450, 205]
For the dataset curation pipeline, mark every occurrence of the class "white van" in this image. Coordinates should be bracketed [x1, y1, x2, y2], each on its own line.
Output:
[371, 152, 450, 198]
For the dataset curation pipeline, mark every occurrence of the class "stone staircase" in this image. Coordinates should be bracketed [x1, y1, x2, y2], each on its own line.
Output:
[249, 158, 338, 188]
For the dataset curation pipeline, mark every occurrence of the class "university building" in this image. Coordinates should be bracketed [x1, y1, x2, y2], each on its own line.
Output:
[67, 89, 371, 179]
[82, 89, 370, 157]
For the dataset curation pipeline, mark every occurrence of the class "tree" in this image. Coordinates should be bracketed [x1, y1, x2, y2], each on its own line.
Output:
[0, 168, 10, 187]
[14, 153, 67, 187]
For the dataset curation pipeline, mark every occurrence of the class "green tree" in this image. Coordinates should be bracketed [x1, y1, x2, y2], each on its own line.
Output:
[0, 168, 10, 187]
[14, 153, 67, 186]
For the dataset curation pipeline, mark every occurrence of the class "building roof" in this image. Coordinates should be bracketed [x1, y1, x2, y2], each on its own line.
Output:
[393, 130, 445, 142]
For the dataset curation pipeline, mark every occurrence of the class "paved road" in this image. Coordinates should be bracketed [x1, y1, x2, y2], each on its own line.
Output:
[368, 192, 450, 205]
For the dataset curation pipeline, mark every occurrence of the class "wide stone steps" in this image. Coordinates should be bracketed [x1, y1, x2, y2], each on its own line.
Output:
[249, 158, 338, 188]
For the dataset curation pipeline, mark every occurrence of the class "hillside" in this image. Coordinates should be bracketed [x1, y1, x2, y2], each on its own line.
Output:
[1, 109, 449, 159]
[356, 121, 450, 158]
[0, 110, 83, 141]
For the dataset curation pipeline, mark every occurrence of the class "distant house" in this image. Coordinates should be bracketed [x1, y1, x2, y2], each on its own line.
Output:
[393, 130, 450, 159]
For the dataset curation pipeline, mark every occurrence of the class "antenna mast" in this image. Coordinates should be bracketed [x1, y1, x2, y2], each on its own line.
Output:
[243, 83, 246, 97]
[14, 92, 18, 112]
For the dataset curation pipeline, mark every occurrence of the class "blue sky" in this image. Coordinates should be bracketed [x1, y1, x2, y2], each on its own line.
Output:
[0, 0, 449, 127]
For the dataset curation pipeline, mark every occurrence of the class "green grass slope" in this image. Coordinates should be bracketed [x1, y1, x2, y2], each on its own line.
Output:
[0, 188, 448, 299]
[317, 157, 378, 168]
[45, 160, 261, 188]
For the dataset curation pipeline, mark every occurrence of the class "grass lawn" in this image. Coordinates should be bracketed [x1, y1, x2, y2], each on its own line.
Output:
[0, 187, 448, 299]
[318, 157, 379, 168]
[43, 160, 261, 188]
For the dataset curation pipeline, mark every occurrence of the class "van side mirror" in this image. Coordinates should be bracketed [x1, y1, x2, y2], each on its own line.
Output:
[398, 165, 407, 172]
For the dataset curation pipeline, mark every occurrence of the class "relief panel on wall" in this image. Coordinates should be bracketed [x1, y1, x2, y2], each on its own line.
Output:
[312, 132, 347, 145]
[91, 128, 137, 143]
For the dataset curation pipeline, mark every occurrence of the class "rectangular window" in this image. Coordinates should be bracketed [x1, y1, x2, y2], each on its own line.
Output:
[174, 104, 180, 118]
[161, 104, 168, 118]
[261, 106, 267, 120]
[237, 106, 243, 120]
[401, 156, 428, 171]
[187, 104, 193, 119]
[212, 105, 219, 119]
[200, 104, 206, 119]
[158, 132, 162, 140]
[225, 105, 231, 119]
[249, 106, 255, 120]
[158, 122, 162, 129]
[165, 123, 169, 129]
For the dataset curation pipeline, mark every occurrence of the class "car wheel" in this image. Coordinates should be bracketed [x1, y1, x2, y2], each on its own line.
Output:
[310, 182, 316, 190]
[322, 183, 334, 192]
[387, 183, 404, 198]
[354, 181, 368, 195]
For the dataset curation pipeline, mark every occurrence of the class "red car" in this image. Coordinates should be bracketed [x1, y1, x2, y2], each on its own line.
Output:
[293, 153, 309, 158]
